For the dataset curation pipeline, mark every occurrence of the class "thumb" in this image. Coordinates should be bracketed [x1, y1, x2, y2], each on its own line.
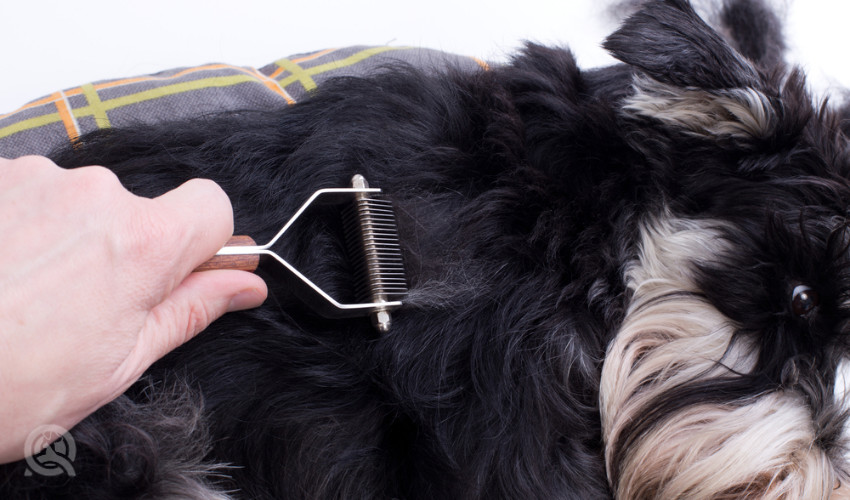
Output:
[145, 269, 267, 360]
[118, 270, 267, 385]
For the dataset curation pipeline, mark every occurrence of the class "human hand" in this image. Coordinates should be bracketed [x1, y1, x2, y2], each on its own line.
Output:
[0, 156, 267, 463]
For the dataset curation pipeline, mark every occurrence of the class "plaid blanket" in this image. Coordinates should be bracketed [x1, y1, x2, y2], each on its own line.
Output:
[0, 46, 487, 159]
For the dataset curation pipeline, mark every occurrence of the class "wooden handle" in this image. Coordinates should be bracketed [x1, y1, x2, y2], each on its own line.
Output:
[195, 235, 260, 272]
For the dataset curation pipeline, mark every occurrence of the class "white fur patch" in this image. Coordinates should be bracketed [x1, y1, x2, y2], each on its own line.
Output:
[625, 77, 776, 141]
[600, 213, 844, 499]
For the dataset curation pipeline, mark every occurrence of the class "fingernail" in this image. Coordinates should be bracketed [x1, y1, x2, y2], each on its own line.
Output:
[227, 288, 265, 312]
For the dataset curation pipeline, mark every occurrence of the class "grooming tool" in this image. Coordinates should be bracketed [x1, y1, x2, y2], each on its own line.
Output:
[196, 174, 408, 332]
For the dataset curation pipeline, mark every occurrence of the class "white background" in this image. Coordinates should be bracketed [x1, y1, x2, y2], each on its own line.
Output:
[1, 0, 848, 113]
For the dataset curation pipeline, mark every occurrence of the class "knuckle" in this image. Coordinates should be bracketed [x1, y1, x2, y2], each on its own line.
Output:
[186, 177, 220, 192]
[148, 298, 211, 353]
[70, 165, 122, 195]
[184, 299, 214, 337]
[0, 155, 59, 184]
[185, 177, 233, 218]
[18, 155, 58, 169]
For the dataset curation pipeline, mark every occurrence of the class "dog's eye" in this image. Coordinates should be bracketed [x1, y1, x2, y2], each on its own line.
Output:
[791, 285, 819, 316]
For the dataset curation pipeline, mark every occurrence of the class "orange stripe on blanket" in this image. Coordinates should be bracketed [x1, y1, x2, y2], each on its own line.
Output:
[292, 48, 338, 64]
[472, 57, 491, 71]
[243, 67, 296, 104]
[0, 94, 62, 120]
[1, 63, 290, 120]
[91, 63, 240, 90]
[53, 91, 80, 143]
[269, 48, 338, 80]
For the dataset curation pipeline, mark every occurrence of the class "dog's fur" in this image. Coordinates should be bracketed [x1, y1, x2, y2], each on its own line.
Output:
[4, 0, 850, 498]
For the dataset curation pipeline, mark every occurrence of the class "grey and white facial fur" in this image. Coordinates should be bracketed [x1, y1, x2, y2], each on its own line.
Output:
[5, 0, 850, 498]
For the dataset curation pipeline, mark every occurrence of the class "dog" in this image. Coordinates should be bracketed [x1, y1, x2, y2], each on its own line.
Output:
[3, 0, 850, 498]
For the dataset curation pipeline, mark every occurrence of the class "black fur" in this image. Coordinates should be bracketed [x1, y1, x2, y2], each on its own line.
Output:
[719, 0, 786, 67]
[3, 1, 850, 498]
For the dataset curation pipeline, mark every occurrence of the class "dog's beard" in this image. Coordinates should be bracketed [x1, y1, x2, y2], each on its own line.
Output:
[600, 214, 846, 499]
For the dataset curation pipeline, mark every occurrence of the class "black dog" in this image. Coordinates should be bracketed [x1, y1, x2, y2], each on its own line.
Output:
[4, 0, 850, 498]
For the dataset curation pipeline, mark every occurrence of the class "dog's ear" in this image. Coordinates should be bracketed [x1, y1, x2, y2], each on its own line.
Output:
[839, 101, 850, 138]
[604, 0, 776, 144]
[719, 0, 786, 69]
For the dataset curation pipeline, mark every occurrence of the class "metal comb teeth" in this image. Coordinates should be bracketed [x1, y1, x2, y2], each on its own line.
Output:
[344, 174, 409, 332]
[198, 174, 408, 333]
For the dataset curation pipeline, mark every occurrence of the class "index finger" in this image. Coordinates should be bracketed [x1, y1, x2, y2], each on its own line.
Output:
[122, 177, 236, 296]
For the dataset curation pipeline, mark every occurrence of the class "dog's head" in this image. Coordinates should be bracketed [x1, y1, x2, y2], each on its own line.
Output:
[598, 1, 850, 498]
